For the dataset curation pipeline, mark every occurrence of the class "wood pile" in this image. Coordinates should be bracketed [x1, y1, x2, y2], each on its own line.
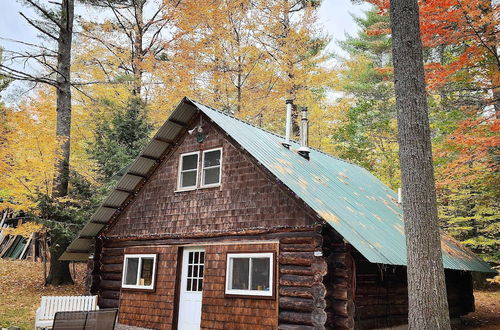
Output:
[0, 210, 45, 261]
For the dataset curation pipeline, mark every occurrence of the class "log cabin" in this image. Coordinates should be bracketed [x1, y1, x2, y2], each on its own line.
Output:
[62, 97, 494, 330]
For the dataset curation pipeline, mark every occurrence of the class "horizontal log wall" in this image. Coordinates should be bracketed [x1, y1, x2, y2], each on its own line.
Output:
[322, 226, 355, 330]
[353, 250, 475, 329]
[93, 229, 332, 329]
[278, 232, 328, 330]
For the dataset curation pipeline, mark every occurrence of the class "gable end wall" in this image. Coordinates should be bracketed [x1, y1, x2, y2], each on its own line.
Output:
[104, 114, 315, 238]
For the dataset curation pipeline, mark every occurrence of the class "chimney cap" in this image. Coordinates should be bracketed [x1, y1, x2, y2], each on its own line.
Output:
[286, 99, 294, 104]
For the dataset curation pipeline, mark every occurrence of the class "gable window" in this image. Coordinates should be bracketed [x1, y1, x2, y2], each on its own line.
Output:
[122, 254, 157, 290]
[225, 252, 273, 297]
[201, 148, 222, 187]
[178, 151, 199, 190]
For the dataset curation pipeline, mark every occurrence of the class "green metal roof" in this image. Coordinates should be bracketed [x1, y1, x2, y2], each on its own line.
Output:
[62, 98, 494, 273]
[190, 99, 493, 273]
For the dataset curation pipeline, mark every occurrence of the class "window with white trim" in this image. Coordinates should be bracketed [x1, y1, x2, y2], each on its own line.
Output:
[178, 151, 199, 190]
[177, 148, 222, 190]
[122, 254, 157, 290]
[225, 253, 273, 296]
[201, 148, 222, 187]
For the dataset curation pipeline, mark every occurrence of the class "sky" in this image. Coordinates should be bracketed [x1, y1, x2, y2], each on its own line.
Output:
[0, 0, 370, 102]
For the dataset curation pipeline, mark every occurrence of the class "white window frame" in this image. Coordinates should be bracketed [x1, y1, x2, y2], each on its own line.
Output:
[177, 151, 200, 191]
[200, 147, 223, 188]
[225, 252, 274, 297]
[122, 254, 157, 290]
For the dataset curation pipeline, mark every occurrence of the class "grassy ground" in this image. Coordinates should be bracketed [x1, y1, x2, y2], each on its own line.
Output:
[0, 259, 85, 329]
[0, 259, 498, 329]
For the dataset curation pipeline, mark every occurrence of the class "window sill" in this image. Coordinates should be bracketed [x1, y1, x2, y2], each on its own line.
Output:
[174, 184, 221, 193]
[224, 292, 275, 300]
[121, 286, 156, 293]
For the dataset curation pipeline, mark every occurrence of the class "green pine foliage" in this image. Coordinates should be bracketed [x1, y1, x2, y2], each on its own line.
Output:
[88, 97, 154, 181]
[333, 7, 499, 265]
[333, 9, 400, 189]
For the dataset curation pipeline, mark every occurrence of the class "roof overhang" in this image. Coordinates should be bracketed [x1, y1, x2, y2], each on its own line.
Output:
[60, 98, 198, 261]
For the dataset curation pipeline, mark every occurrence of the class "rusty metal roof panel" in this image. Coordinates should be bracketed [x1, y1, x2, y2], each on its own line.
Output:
[142, 140, 169, 159]
[62, 98, 493, 272]
[190, 99, 493, 273]
[128, 157, 156, 176]
[116, 174, 143, 192]
[79, 223, 105, 237]
[103, 190, 130, 208]
[157, 122, 183, 141]
[90, 207, 117, 223]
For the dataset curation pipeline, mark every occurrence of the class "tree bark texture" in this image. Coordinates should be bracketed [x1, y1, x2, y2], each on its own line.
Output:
[45, 242, 74, 285]
[52, 0, 74, 199]
[389, 0, 451, 329]
[48, 0, 74, 286]
[132, 0, 145, 97]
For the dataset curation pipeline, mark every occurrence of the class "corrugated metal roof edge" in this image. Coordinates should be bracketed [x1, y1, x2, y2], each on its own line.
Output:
[62, 98, 496, 273]
[188, 98, 495, 274]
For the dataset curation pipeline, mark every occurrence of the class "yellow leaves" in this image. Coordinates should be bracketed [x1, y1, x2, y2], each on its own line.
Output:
[1, 222, 43, 238]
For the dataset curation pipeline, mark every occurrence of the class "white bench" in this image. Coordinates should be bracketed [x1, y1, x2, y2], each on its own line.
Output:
[35, 295, 99, 329]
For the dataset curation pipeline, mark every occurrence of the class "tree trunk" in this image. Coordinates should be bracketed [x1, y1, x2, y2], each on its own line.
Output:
[389, 0, 451, 329]
[132, 0, 145, 97]
[52, 0, 74, 198]
[48, 0, 74, 286]
[45, 243, 74, 285]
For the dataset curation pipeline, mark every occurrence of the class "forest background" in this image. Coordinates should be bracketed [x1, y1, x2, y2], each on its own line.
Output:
[0, 0, 498, 280]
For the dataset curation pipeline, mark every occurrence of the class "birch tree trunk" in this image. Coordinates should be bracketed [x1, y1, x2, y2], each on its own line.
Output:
[389, 0, 451, 328]
[47, 0, 74, 286]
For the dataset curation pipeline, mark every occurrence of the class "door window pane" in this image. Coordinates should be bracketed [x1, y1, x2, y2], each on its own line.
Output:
[125, 258, 139, 285]
[231, 258, 249, 290]
[186, 250, 205, 292]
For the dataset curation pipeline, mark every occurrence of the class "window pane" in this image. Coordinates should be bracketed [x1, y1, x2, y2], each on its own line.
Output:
[231, 258, 249, 290]
[198, 279, 203, 291]
[251, 258, 270, 291]
[181, 170, 197, 187]
[187, 279, 191, 291]
[125, 258, 139, 285]
[204, 150, 221, 167]
[140, 258, 154, 286]
[203, 167, 220, 185]
[182, 154, 198, 170]
[199, 265, 204, 277]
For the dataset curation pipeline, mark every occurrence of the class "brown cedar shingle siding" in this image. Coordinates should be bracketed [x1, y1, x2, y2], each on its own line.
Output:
[105, 117, 315, 238]
[117, 246, 178, 329]
[201, 243, 278, 329]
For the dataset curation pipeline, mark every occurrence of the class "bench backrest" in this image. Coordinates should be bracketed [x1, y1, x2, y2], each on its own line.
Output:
[39, 296, 98, 321]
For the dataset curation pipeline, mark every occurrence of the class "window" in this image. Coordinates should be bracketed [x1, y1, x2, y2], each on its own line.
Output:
[201, 148, 222, 187]
[186, 250, 205, 292]
[177, 148, 222, 190]
[178, 152, 199, 190]
[122, 254, 157, 290]
[225, 253, 273, 297]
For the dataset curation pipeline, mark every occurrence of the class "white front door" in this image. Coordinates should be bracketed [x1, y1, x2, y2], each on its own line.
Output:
[178, 247, 205, 330]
